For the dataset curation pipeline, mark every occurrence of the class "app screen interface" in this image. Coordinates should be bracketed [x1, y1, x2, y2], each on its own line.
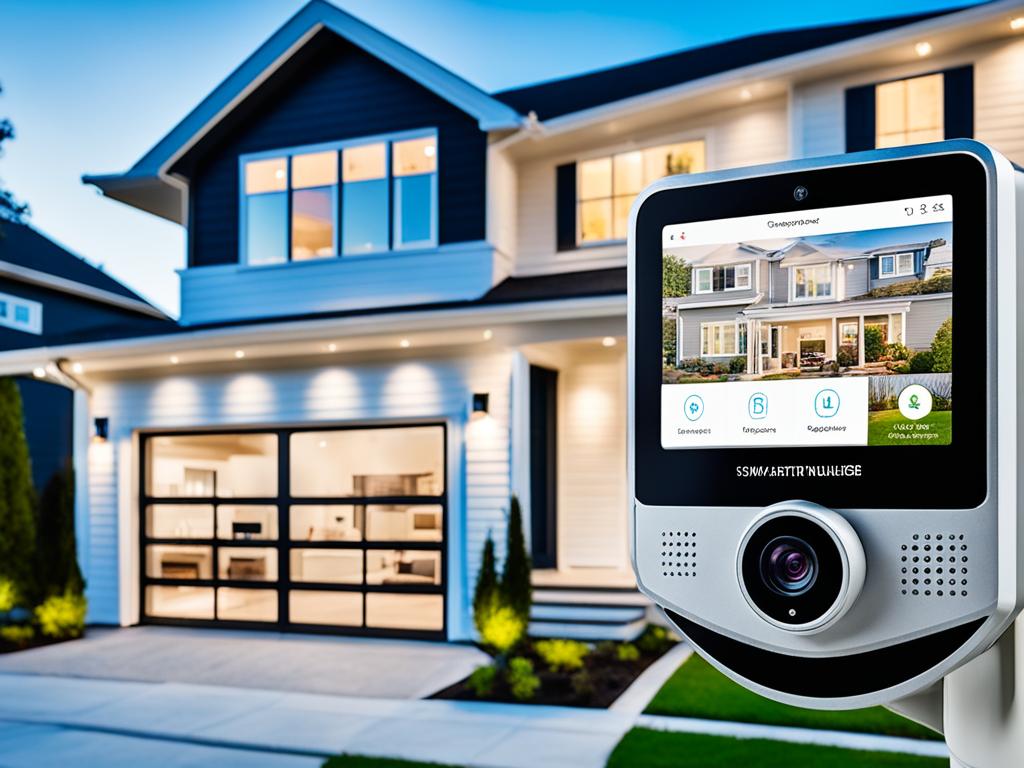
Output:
[660, 196, 953, 448]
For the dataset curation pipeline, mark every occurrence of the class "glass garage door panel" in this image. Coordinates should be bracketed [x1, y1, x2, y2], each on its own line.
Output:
[142, 425, 446, 636]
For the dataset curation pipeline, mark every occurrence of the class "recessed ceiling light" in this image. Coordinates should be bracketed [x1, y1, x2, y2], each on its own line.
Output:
[1012, 17, 1024, 31]
[71, 362, 84, 374]
[740, 88, 752, 101]
[482, 329, 493, 341]
[399, 339, 411, 348]
[169, 355, 180, 365]
[915, 41, 932, 57]
[234, 350, 246, 359]
[32, 367, 46, 379]
[326, 343, 337, 352]
[602, 336, 617, 347]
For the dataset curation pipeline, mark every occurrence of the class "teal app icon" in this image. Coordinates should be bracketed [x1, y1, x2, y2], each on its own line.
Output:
[748, 392, 768, 420]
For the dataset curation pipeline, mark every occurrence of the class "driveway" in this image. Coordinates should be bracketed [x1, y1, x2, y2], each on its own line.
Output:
[0, 626, 488, 699]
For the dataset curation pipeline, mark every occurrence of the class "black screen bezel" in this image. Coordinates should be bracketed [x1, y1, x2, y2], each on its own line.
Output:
[633, 152, 989, 510]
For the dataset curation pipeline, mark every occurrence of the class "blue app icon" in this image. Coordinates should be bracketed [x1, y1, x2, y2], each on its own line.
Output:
[683, 394, 704, 422]
[748, 392, 768, 420]
[814, 388, 841, 418]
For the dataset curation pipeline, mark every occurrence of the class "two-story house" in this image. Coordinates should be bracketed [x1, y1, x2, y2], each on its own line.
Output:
[3, 0, 1022, 643]
[669, 229, 952, 374]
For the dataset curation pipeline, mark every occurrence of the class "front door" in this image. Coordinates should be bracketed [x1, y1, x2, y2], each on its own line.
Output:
[529, 365, 558, 569]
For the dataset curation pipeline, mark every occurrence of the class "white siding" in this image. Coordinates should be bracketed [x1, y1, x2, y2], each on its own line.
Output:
[557, 345, 628, 569]
[180, 241, 500, 326]
[84, 351, 513, 641]
[795, 38, 1024, 165]
[513, 98, 789, 276]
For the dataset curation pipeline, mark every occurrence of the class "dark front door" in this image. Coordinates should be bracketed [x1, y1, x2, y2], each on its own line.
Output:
[529, 365, 558, 569]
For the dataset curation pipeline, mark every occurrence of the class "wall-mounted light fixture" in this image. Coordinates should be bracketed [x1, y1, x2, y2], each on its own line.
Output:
[472, 393, 490, 417]
[93, 417, 110, 443]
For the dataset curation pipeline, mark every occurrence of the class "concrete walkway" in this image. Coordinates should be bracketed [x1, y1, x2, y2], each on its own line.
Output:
[0, 626, 487, 699]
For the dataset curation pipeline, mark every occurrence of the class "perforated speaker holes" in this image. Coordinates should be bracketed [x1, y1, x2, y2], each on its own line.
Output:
[900, 533, 968, 598]
[660, 531, 697, 578]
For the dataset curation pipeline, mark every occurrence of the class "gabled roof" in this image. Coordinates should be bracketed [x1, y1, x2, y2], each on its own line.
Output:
[84, 0, 523, 224]
[493, 9, 966, 120]
[0, 219, 167, 318]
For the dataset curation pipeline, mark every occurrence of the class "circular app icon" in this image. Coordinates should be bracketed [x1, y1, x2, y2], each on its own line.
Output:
[748, 392, 768, 420]
[683, 394, 704, 422]
[813, 388, 840, 419]
[898, 384, 933, 420]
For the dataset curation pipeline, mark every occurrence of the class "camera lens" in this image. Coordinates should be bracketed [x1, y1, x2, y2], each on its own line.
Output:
[761, 536, 817, 595]
[794, 185, 809, 201]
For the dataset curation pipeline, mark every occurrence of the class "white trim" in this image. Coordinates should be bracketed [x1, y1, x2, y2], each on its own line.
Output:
[789, 262, 835, 302]
[700, 320, 746, 357]
[672, 293, 762, 310]
[879, 250, 916, 278]
[744, 298, 913, 321]
[0, 291, 42, 335]
[693, 262, 752, 295]
[0, 260, 166, 319]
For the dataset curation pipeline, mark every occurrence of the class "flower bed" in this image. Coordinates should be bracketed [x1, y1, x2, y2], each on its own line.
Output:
[432, 625, 677, 709]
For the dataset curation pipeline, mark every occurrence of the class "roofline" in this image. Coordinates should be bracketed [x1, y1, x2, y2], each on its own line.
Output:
[0, 293, 624, 375]
[0, 259, 168, 319]
[84, 0, 523, 223]
[503, 0, 1023, 144]
[741, 296, 925, 319]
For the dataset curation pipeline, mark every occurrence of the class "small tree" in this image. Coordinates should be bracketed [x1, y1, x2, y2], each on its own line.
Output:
[36, 465, 84, 598]
[662, 317, 677, 366]
[0, 379, 36, 602]
[501, 496, 532, 627]
[662, 254, 691, 298]
[863, 326, 885, 363]
[472, 533, 498, 638]
[931, 318, 952, 373]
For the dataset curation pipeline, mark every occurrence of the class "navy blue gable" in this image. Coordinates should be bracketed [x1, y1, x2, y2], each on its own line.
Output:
[915, 249, 927, 276]
[869, 257, 879, 280]
[555, 163, 577, 252]
[845, 84, 876, 153]
[176, 30, 487, 268]
[943, 65, 974, 140]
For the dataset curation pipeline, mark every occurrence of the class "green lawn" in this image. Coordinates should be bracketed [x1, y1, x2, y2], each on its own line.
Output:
[868, 409, 951, 446]
[324, 757, 458, 768]
[607, 729, 946, 768]
[645, 654, 941, 740]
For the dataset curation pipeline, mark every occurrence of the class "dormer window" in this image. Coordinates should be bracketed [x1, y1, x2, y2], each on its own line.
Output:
[240, 130, 437, 266]
[791, 264, 833, 301]
[693, 263, 751, 294]
[879, 251, 915, 278]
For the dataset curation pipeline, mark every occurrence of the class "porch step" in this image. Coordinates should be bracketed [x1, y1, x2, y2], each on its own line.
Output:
[529, 586, 653, 641]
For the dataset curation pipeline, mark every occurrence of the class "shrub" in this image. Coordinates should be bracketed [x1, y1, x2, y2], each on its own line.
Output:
[931, 318, 952, 373]
[0, 378, 37, 601]
[0, 578, 18, 613]
[866, 270, 951, 298]
[932, 395, 953, 411]
[473, 533, 499, 638]
[36, 466, 84, 599]
[616, 643, 641, 662]
[0, 625, 33, 647]
[889, 362, 911, 374]
[636, 624, 674, 655]
[909, 350, 935, 373]
[501, 496, 532, 627]
[535, 638, 589, 672]
[836, 345, 858, 367]
[467, 664, 497, 697]
[507, 657, 540, 701]
[35, 589, 86, 640]
[863, 326, 885, 363]
[662, 318, 677, 367]
[728, 356, 746, 374]
[479, 604, 526, 655]
[570, 669, 595, 700]
[884, 343, 910, 361]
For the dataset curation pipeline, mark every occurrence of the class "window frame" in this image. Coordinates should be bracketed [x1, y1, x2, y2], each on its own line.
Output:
[238, 128, 439, 268]
[700, 321, 745, 357]
[874, 71, 945, 149]
[877, 250, 917, 279]
[574, 133, 708, 248]
[790, 263, 835, 302]
[692, 263, 751, 295]
[0, 291, 42, 335]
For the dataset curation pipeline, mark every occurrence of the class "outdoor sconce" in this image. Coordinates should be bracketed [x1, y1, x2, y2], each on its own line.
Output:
[472, 393, 490, 417]
[93, 417, 109, 442]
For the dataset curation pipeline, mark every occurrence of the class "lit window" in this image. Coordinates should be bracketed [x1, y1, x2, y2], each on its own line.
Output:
[578, 140, 706, 244]
[793, 264, 833, 300]
[876, 73, 944, 148]
[693, 263, 751, 294]
[291, 151, 337, 261]
[393, 135, 438, 248]
[342, 143, 388, 255]
[244, 157, 288, 266]
[701, 322, 744, 356]
[0, 292, 42, 335]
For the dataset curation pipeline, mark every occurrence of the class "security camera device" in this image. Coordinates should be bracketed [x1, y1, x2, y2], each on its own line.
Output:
[628, 140, 1024, 714]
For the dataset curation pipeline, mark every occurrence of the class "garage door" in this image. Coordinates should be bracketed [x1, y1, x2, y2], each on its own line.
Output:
[139, 424, 447, 639]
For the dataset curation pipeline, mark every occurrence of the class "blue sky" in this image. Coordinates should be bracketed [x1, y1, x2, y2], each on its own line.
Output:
[0, 0, 976, 316]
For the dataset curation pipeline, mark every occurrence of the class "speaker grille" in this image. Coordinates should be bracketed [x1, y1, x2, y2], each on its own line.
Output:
[900, 533, 968, 598]
[660, 530, 697, 578]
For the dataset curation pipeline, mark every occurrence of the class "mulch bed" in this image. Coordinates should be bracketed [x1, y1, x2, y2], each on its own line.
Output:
[432, 640, 674, 709]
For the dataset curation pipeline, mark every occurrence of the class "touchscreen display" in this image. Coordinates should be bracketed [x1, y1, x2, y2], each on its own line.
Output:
[661, 195, 952, 449]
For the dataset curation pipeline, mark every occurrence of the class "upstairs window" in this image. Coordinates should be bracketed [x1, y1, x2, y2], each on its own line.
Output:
[879, 251, 916, 278]
[792, 264, 833, 301]
[241, 131, 437, 266]
[577, 140, 705, 244]
[693, 264, 751, 295]
[0, 292, 42, 335]
[876, 73, 944, 148]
